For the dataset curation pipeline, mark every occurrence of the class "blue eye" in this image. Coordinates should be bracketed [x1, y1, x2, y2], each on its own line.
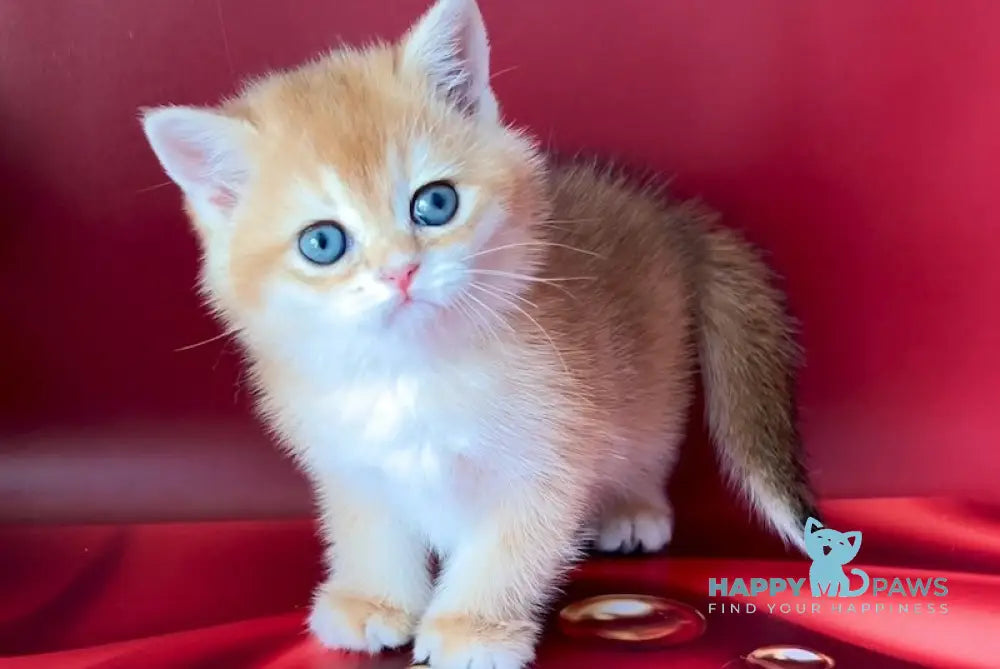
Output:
[411, 181, 459, 226]
[298, 221, 347, 265]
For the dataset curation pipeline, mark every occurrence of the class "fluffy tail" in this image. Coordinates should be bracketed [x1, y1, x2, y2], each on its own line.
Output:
[694, 225, 818, 551]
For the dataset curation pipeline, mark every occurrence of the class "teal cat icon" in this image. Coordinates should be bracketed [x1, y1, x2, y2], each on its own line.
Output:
[804, 517, 870, 597]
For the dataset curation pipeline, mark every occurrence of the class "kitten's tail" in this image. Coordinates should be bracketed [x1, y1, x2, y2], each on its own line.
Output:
[693, 223, 818, 551]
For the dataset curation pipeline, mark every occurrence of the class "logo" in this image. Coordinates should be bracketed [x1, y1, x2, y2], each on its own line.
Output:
[705, 517, 950, 617]
[804, 517, 869, 597]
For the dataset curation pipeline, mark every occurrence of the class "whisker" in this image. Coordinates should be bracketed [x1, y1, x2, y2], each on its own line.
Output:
[540, 217, 601, 225]
[174, 329, 239, 352]
[454, 293, 498, 345]
[215, 0, 235, 77]
[469, 284, 570, 375]
[455, 293, 496, 338]
[490, 64, 520, 81]
[469, 281, 537, 309]
[136, 181, 173, 194]
[465, 269, 596, 283]
[464, 269, 589, 302]
[463, 291, 515, 334]
[462, 241, 604, 262]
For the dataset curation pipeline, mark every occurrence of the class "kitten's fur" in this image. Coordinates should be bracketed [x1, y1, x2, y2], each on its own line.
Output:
[141, 0, 817, 667]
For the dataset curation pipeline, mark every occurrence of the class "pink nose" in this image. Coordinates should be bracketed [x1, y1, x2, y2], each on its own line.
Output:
[380, 263, 420, 294]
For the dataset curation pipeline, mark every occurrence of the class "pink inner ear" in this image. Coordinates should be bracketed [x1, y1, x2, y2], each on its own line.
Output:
[159, 125, 239, 211]
[163, 135, 210, 182]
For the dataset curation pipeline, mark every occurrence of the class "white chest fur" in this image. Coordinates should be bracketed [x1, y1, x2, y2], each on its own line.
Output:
[277, 357, 550, 552]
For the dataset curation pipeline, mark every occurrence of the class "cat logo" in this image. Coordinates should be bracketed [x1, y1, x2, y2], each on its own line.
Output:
[804, 518, 871, 598]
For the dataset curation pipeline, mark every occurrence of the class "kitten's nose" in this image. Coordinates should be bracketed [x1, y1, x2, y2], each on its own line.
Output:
[380, 262, 420, 294]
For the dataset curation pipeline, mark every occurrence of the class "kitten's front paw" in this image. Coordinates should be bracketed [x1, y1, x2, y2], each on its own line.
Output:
[308, 585, 416, 654]
[594, 503, 673, 553]
[413, 614, 538, 669]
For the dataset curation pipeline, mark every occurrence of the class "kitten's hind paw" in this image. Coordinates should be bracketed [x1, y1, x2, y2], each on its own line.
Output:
[308, 586, 416, 654]
[594, 502, 673, 554]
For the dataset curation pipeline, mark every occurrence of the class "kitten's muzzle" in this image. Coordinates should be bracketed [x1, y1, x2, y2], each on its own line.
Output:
[380, 262, 421, 299]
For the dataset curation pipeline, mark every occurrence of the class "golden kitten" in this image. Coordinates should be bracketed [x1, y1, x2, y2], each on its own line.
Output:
[141, 0, 816, 666]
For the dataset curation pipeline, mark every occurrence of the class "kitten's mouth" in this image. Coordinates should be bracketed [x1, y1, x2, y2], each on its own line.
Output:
[387, 298, 413, 319]
[385, 294, 435, 326]
[823, 545, 832, 556]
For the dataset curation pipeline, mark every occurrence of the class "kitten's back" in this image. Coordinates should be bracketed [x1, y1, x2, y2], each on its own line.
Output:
[534, 162, 816, 548]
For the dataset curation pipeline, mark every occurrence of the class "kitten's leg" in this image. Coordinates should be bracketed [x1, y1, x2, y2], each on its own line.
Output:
[414, 481, 585, 669]
[308, 479, 431, 654]
[593, 483, 674, 554]
[592, 435, 680, 554]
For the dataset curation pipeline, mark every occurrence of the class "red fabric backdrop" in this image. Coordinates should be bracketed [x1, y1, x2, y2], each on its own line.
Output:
[3, 0, 999, 527]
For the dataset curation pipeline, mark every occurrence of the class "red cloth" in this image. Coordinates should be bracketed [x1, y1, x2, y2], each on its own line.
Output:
[2, 499, 997, 668]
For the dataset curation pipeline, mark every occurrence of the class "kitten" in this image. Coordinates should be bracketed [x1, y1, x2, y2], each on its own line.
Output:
[141, 0, 817, 667]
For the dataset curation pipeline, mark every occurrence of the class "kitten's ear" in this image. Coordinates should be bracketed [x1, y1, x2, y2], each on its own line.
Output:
[141, 106, 256, 225]
[843, 531, 862, 549]
[805, 517, 823, 534]
[401, 0, 498, 121]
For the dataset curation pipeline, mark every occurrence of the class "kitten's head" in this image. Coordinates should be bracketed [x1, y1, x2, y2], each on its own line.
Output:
[142, 0, 547, 369]
[804, 518, 862, 565]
